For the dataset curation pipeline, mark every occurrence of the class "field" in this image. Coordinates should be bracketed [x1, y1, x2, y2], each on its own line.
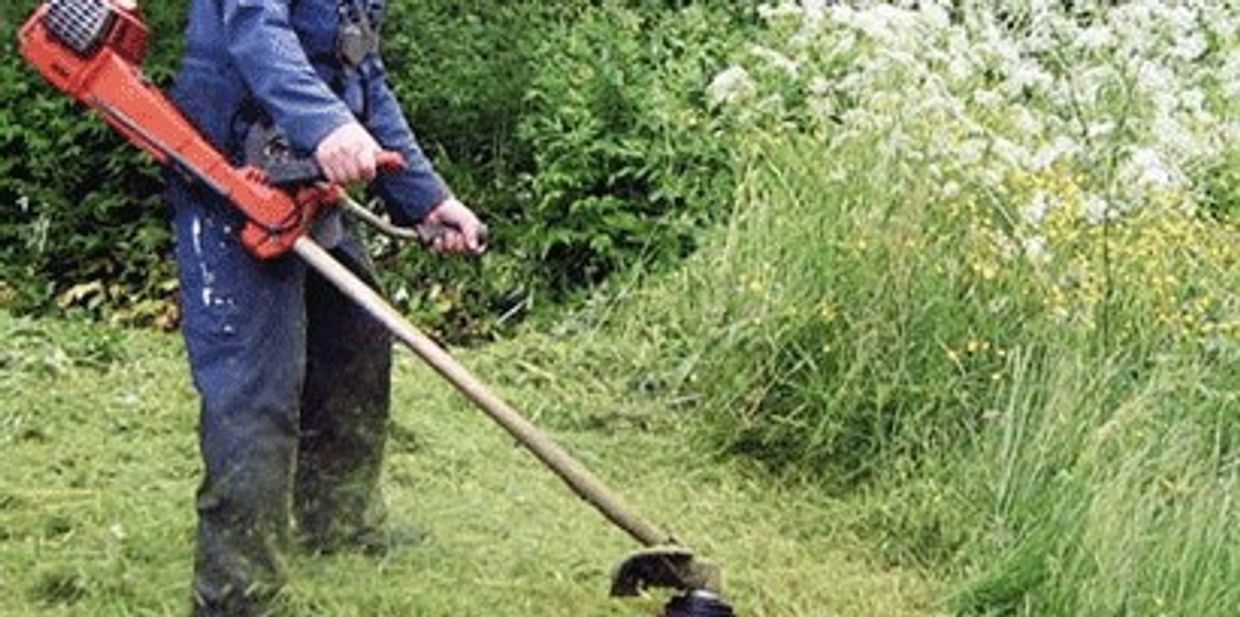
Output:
[0, 314, 941, 616]
[2, 1, 1239, 616]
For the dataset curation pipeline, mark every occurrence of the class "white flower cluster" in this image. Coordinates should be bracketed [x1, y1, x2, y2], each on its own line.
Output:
[706, 66, 757, 109]
[717, 0, 1240, 241]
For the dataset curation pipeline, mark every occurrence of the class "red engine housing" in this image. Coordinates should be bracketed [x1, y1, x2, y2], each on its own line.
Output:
[18, 1, 326, 259]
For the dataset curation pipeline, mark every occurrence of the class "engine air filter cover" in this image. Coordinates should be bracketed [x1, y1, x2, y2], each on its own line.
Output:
[43, 0, 116, 56]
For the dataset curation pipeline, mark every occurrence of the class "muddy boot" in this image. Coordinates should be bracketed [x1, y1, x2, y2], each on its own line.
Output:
[191, 403, 299, 617]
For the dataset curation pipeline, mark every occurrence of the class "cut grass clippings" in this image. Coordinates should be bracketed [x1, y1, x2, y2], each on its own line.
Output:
[0, 312, 943, 616]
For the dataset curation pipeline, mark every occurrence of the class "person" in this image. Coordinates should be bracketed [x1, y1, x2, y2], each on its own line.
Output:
[163, 0, 486, 614]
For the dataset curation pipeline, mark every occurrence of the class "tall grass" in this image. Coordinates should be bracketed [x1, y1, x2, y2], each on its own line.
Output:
[611, 122, 1238, 614]
[955, 349, 1238, 615]
[634, 130, 1035, 486]
[590, 4, 1240, 613]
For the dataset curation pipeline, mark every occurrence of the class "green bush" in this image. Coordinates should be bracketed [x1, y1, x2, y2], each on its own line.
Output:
[513, 2, 744, 292]
[0, 0, 184, 324]
[375, 1, 745, 337]
[0, 1, 747, 337]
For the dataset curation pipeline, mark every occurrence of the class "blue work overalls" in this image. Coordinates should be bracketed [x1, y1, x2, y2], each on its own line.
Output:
[164, 1, 448, 614]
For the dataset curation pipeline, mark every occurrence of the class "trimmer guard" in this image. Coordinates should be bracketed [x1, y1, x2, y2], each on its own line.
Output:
[611, 546, 722, 597]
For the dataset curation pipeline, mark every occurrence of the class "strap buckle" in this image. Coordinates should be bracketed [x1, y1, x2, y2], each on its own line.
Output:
[337, 0, 380, 68]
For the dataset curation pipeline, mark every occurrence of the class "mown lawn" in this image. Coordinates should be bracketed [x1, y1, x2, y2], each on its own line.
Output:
[0, 312, 942, 616]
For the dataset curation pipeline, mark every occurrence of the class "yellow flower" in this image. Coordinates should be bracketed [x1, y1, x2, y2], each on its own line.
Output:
[819, 302, 838, 322]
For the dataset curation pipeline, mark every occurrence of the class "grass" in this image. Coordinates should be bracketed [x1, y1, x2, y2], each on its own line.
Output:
[5, 5, 1237, 616]
[2, 122, 1234, 617]
[0, 312, 943, 616]
[1, 136, 1234, 615]
[594, 125, 1240, 616]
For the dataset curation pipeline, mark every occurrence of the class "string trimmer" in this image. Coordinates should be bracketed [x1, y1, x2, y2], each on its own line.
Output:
[18, 2, 735, 615]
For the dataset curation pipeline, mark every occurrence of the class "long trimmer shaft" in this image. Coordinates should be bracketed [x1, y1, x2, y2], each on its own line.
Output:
[296, 237, 728, 602]
[293, 237, 675, 548]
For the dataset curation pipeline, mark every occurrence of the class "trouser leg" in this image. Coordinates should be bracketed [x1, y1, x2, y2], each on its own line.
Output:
[295, 232, 393, 548]
[170, 181, 306, 617]
[295, 232, 394, 550]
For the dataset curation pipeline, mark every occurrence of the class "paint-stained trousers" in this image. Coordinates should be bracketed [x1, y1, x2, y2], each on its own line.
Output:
[167, 176, 392, 616]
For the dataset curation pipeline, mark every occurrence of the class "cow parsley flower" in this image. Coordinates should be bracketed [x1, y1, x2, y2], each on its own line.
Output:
[1079, 25, 1114, 51]
[1023, 192, 1051, 225]
[706, 66, 757, 109]
[1003, 60, 1054, 97]
[1121, 148, 1179, 189]
[1084, 194, 1113, 225]
[757, 2, 802, 23]
[1172, 33, 1208, 61]
[750, 45, 800, 76]
[1023, 235, 1051, 265]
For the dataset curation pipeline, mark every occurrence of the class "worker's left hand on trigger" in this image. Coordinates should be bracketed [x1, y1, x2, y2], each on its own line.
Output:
[315, 122, 382, 185]
[422, 198, 487, 256]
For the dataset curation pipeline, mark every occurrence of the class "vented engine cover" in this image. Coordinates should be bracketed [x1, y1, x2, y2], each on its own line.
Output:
[43, 0, 117, 56]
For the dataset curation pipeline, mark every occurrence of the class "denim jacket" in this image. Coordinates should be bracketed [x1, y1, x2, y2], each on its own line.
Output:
[173, 0, 449, 223]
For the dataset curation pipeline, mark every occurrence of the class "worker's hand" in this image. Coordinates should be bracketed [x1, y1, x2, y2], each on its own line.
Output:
[315, 122, 382, 185]
[421, 198, 487, 256]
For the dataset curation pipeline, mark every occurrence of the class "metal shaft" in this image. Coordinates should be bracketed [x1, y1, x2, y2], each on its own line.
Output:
[293, 237, 676, 548]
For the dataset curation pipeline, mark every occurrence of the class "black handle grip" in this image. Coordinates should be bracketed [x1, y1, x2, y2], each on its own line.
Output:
[266, 159, 323, 187]
[264, 151, 407, 188]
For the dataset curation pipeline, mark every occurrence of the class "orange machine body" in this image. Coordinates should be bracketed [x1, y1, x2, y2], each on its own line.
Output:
[17, 2, 327, 259]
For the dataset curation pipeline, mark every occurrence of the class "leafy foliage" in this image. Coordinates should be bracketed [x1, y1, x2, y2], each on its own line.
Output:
[514, 2, 743, 291]
[597, 3, 1240, 615]
[0, 0, 183, 324]
[0, 0, 745, 338]
[376, 1, 744, 336]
